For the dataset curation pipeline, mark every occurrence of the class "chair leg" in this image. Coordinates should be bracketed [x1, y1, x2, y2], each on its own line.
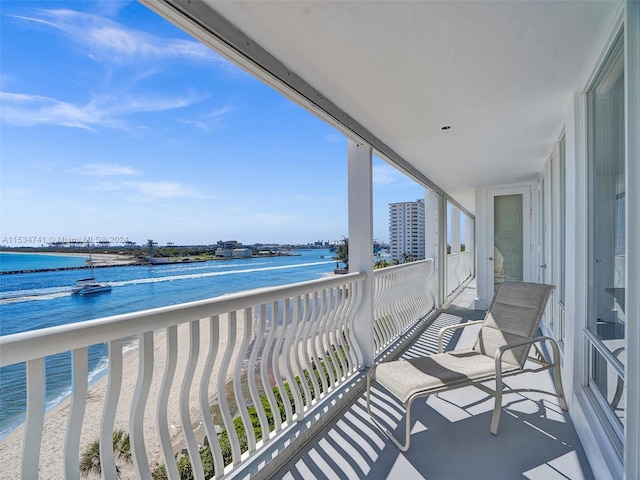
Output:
[548, 339, 568, 411]
[367, 373, 412, 451]
[490, 380, 503, 435]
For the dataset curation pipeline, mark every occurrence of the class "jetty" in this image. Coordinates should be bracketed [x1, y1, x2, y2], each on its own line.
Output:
[1, 262, 146, 275]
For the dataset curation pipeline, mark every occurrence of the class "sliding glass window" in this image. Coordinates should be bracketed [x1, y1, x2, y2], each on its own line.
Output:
[559, 135, 566, 307]
[587, 31, 625, 434]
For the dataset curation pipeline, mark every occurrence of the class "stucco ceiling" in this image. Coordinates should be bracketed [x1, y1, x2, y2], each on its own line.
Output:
[189, 1, 620, 214]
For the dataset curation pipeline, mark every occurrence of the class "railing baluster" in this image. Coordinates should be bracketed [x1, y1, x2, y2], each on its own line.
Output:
[346, 280, 364, 368]
[130, 331, 154, 479]
[308, 290, 328, 396]
[426, 258, 437, 310]
[260, 303, 282, 433]
[327, 287, 342, 388]
[325, 286, 344, 385]
[302, 291, 321, 400]
[22, 358, 45, 479]
[200, 316, 224, 480]
[331, 286, 349, 379]
[292, 295, 312, 405]
[282, 297, 304, 420]
[248, 306, 270, 443]
[320, 288, 336, 386]
[101, 339, 122, 480]
[386, 272, 399, 341]
[372, 274, 385, 351]
[158, 326, 180, 480]
[218, 311, 241, 465]
[272, 299, 293, 424]
[181, 321, 204, 480]
[385, 272, 398, 344]
[234, 308, 256, 453]
[65, 347, 88, 479]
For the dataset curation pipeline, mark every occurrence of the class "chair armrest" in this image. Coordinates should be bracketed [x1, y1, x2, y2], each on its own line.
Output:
[494, 336, 561, 377]
[438, 320, 484, 353]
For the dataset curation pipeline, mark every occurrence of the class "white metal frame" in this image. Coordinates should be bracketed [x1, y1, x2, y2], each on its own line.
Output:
[366, 319, 567, 451]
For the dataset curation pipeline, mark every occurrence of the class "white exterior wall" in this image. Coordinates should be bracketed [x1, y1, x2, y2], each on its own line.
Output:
[473, 8, 639, 478]
[533, 6, 640, 478]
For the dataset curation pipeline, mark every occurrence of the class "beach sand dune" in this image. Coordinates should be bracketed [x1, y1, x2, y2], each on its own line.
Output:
[0, 312, 246, 479]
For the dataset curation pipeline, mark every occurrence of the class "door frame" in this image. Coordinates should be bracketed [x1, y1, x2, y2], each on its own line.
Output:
[485, 184, 533, 300]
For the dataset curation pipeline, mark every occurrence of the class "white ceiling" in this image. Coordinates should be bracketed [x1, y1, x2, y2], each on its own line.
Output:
[198, 1, 620, 214]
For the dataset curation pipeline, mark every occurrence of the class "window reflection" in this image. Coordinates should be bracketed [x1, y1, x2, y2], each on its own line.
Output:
[493, 194, 523, 285]
[586, 32, 625, 434]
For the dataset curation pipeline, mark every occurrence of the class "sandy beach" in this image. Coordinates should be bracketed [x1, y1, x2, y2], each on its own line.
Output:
[38, 251, 139, 267]
[0, 251, 140, 271]
[0, 312, 246, 479]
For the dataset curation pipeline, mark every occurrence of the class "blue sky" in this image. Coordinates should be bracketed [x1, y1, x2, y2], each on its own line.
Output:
[0, 0, 425, 247]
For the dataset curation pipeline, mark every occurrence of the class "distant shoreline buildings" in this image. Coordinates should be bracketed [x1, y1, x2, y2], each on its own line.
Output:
[388, 199, 425, 262]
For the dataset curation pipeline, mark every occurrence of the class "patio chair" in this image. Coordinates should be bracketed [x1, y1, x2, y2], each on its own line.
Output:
[367, 281, 567, 451]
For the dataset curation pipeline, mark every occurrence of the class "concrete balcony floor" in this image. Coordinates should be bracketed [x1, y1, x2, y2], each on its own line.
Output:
[274, 280, 594, 480]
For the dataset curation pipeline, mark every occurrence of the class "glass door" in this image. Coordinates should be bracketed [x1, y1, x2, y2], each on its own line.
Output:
[487, 186, 531, 298]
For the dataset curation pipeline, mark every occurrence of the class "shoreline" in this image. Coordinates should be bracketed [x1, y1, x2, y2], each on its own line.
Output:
[0, 251, 142, 275]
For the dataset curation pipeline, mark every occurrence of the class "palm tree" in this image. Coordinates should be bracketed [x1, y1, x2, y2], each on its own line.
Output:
[334, 237, 349, 269]
[146, 239, 157, 258]
[79, 429, 131, 479]
[401, 252, 415, 264]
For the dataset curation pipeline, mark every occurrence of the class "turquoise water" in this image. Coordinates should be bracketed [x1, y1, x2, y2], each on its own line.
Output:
[0, 249, 335, 440]
[0, 252, 89, 272]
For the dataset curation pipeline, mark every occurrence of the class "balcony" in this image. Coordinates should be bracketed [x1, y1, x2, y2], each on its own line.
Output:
[2, 1, 636, 477]
[0, 255, 593, 479]
[274, 279, 594, 479]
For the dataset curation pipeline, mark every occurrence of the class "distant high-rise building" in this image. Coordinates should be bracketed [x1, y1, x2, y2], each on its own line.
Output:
[389, 199, 425, 261]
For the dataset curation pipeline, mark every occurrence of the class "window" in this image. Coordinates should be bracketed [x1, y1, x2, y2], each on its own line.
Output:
[559, 134, 566, 344]
[587, 31, 625, 434]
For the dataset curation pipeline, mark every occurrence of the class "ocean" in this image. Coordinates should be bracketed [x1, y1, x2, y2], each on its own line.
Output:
[0, 249, 336, 440]
[0, 251, 89, 272]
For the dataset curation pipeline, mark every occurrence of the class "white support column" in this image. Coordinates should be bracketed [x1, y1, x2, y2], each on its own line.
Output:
[450, 206, 461, 254]
[464, 214, 475, 274]
[347, 139, 375, 367]
[437, 194, 447, 306]
[424, 189, 440, 307]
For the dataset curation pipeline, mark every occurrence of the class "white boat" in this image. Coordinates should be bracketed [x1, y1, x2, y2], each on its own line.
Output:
[72, 277, 112, 295]
[72, 253, 111, 295]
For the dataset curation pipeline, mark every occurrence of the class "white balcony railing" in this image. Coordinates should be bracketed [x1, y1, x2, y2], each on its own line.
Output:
[1, 274, 366, 479]
[0, 260, 446, 480]
[446, 251, 473, 296]
[373, 259, 435, 354]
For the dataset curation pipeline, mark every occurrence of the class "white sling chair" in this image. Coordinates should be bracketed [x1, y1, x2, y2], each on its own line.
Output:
[367, 281, 567, 451]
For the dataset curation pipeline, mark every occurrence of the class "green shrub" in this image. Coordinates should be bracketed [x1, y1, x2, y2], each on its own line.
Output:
[150, 345, 349, 479]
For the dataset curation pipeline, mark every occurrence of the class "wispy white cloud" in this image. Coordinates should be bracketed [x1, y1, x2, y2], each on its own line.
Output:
[11, 9, 233, 69]
[1, 188, 32, 198]
[325, 133, 345, 143]
[178, 105, 235, 131]
[373, 163, 404, 186]
[0, 91, 203, 130]
[87, 180, 212, 201]
[125, 181, 202, 199]
[71, 163, 141, 176]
